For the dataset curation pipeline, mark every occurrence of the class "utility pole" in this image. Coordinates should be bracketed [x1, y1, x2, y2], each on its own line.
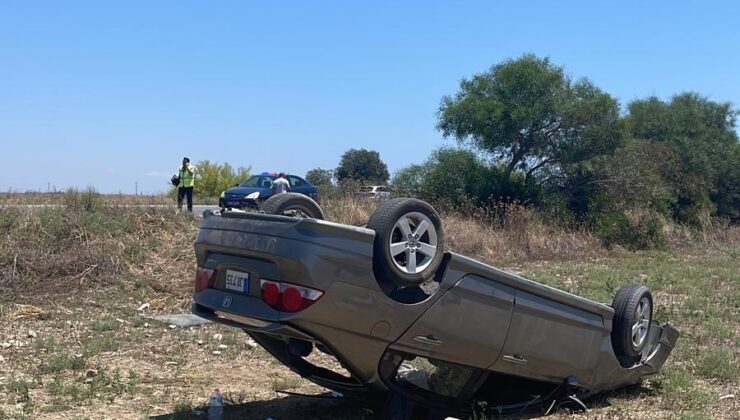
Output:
[135, 181, 138, 196]
[47, 182, 50, 193]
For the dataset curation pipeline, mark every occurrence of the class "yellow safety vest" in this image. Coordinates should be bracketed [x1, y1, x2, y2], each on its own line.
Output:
[179, 166, 196, 188]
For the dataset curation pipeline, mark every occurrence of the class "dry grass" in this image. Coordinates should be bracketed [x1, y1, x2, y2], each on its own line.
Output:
[442, 210, 604, 263]
[321, 195, 383, 226]
[0, 197, 738, 419]
[0, 191, 173, 206]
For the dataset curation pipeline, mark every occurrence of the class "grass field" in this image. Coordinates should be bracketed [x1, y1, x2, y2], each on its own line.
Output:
[0, 191, 217, 206]
[0, 196, 737, 419]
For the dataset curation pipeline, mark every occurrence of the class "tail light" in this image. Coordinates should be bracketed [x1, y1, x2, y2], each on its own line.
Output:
[260, 279, 323, 312]
[195, 267, 217, 292]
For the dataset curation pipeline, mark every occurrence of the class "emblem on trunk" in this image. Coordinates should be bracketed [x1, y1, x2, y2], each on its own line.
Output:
[222, 295, 232, 308]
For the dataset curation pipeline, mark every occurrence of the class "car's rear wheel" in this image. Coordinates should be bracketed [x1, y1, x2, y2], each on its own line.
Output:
[261, 193, 325, 220]
[366, 198, 445, 287]
[611, 284, 653, 365]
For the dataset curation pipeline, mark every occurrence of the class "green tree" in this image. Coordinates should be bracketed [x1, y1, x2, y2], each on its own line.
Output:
[595, 139, 679, 215]
[305, 168, 334, 186]
[391, 164, 427, 197]
[627, 92, 740, 222]
[419, 148, 493, 207]
[437, 54, 623, 187]
[193, 160, 251, 198]
[335, 148, 390, 184]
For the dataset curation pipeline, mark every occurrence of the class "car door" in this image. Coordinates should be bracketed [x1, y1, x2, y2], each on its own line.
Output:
[288, 175, 307, 194]
[390, 275, 515, 369]
[490, 290, 604, 383]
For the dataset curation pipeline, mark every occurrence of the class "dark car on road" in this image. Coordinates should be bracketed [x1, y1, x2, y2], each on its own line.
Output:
[192, 196, 678, 418]
[218, 173, 319, 209]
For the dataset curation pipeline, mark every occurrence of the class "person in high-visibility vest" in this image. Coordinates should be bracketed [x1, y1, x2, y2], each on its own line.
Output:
[177, 157, 196, 212]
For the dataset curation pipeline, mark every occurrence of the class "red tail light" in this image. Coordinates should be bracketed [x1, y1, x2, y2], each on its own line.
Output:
[195, 267, 217, 292]
[260, 279, 323, 312]
[281, 287, 303, 312]
[262, 282, 280, 306]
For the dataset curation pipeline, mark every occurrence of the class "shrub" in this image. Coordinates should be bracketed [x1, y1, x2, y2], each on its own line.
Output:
[62, 187, 102, 212]
[595, 211, 666, 250]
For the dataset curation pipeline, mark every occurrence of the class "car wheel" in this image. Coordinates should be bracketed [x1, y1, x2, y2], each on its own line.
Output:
[260, 193, 325, 219]
[366, 198, 445, 287]
[611, 284, 653, 363]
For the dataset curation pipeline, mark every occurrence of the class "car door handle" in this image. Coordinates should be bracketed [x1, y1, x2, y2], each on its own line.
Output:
[414, 335, 443, 346]
[502, 354, 528, 365]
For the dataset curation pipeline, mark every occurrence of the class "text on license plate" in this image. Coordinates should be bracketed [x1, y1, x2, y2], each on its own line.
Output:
[225, 269, 249, 293]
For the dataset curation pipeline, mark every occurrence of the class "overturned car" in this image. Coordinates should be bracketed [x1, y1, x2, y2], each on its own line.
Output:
[191, 195, 678, 417]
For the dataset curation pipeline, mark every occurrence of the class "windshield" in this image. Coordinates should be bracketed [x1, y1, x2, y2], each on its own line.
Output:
[359, 186, 374, 192]
[239, 175, 276, 188]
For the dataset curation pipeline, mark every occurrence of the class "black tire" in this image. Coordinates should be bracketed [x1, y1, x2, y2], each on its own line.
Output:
[611, 284, 653, 363]
[366, 198, 445, 287]
[261, 193, 325, 220]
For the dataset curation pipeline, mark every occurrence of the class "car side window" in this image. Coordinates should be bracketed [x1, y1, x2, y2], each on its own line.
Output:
[288, 176, 304, 187]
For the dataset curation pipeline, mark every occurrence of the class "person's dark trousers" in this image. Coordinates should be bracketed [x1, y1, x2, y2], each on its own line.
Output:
[177, 186, 194, 212]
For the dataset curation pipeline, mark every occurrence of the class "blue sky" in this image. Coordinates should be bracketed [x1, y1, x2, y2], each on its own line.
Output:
[2, 1, 738, 194]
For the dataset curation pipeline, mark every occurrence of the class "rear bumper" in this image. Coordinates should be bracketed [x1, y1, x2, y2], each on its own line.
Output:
[191, 289, 313, 341]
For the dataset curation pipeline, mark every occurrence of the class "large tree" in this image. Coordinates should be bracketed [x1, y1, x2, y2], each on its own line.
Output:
[627, 92, 740, 221]
[437, 54, 623, 186]
[335, 148, 390, 184]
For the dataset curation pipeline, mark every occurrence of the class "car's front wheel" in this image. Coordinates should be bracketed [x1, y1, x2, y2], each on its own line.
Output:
[611, 284, 653, 365]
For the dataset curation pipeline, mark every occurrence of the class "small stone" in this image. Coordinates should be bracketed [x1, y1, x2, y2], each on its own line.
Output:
[116, 318, 125, 324]
[212, 350, 222, 355]
[1, 342, 10, 349]
[197, 340, 204, 345]
[168, 324, 177, 329]
[27, 330, 37, 338]
[245, 338, 258, 349]
[213, 333, 223, 341]
[144, 322, 150, 328]
[137, 303, 150, 311]
[86, 369, 97, 378]
[218, 344, 228, 350]
[0, 355, 5, 364]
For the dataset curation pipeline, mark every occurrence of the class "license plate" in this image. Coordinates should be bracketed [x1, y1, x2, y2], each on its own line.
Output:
[224, 270, 249, 293]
